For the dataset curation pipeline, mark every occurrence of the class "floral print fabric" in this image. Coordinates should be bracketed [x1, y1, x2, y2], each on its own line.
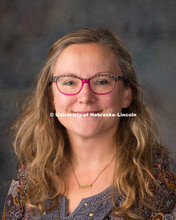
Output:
[2, 156, 176, 220]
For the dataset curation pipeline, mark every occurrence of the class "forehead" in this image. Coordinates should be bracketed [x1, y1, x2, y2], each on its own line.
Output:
[53, 43, 121, 76]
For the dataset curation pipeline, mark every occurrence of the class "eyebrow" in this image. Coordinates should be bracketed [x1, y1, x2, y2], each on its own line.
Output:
[56, 71, 114, 77]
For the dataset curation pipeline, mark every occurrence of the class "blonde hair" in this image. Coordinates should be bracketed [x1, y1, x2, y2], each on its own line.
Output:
[12, 28, 167, 219]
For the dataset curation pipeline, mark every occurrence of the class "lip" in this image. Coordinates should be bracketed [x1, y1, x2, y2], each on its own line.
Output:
[72, 110, 103, 114]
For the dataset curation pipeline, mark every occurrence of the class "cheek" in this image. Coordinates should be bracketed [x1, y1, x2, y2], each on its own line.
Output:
[53, 92, 74, 113]
[102, 93, 123, 112]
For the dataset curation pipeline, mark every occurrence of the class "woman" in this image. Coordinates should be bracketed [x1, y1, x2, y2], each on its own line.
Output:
[3, 28, 176, 220]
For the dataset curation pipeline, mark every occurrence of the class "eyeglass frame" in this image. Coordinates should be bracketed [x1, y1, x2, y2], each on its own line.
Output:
[50, 73, 126, 95]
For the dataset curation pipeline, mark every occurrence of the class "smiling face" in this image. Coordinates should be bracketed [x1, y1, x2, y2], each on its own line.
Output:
[51, 43, 132, 139]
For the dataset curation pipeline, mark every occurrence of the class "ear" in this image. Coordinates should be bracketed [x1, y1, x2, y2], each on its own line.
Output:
[48, 86, 55, 110]
[122, 87, 133, 108]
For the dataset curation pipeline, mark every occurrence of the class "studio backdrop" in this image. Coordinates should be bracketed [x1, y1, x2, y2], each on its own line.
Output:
[0, 0, 176, 216]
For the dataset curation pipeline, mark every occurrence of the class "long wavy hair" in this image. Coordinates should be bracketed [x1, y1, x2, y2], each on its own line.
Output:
[12, 27, 167, 219]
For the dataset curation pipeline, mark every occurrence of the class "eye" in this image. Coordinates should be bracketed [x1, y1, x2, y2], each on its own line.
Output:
[96, 79, 109, 85]
[62, 80, 78, 86]
[63, 81, 75, 85]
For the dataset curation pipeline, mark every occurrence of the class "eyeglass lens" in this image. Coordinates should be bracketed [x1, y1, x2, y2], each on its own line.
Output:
[56, 75, 116, 95]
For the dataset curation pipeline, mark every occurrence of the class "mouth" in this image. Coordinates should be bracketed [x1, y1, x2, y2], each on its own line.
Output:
[72, 110, 103, 114]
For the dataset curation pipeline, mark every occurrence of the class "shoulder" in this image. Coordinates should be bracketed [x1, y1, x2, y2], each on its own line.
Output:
[106, 155, 176, 220]
[151, 155, 176, 219]
[3, 158, 175, 220]
[154, 155, 176, 190]
[2, 169, 31, 220]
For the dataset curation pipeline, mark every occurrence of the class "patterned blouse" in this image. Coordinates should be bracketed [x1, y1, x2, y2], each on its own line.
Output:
[2, 156, 176, 220]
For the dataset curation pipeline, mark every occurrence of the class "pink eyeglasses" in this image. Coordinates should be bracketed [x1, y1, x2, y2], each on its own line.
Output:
[50, 73, 125, 95]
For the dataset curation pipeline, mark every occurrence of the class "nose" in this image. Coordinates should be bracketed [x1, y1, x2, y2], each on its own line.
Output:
[77, 80, 95, 104]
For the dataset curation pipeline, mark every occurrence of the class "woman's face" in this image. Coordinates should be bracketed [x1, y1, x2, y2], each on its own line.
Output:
[51, 43, 132, 139]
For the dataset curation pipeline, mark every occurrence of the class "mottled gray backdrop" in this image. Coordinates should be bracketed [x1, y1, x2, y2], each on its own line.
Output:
[0, 0, 176, 216]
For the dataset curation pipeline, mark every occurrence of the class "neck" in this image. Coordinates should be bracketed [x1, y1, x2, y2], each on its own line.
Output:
[67, 131, 116, 169]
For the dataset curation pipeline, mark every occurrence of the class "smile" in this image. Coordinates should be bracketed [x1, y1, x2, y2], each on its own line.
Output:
[72, 110, 103, 114]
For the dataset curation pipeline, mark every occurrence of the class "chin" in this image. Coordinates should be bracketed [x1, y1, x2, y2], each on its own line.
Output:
[70, 131, 99, 139]
[67, 123, 101, 139]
